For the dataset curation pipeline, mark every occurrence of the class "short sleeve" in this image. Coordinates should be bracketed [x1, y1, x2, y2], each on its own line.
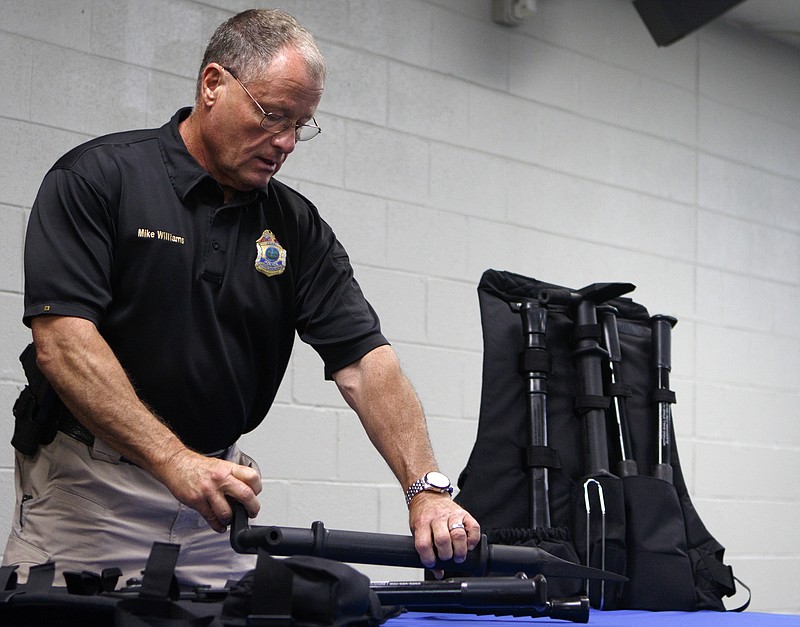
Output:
[23, 167, 115, 327]
[290, 204, 388, 377]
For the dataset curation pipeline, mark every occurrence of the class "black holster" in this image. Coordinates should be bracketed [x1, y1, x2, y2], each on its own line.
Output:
[11, 343, 60, 456]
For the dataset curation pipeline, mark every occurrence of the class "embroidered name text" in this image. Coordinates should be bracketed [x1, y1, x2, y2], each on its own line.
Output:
[138, 228, 185, 245]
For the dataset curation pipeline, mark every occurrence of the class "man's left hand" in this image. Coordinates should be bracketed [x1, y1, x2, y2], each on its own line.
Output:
[409, 492, 481, 577]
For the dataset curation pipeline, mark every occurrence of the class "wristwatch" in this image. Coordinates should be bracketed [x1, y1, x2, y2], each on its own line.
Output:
[405, 471, 453, 507]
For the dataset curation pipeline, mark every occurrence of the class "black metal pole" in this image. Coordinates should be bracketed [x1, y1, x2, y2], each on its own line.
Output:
[371, 576, 591, 623]
[597, 305, 638, 477]
[228, 504, 626, 583]
[537, 283, 635, 478]
[516, 299, 551, 529]
[372, 575, 548, 613]
[651, 314, 677, 483]
[573, 298, 611, 476]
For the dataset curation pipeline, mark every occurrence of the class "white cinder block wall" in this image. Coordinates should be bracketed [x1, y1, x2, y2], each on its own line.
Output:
[1, 0, 798, 614]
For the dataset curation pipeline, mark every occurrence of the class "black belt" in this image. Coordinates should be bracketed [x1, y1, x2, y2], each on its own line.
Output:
[58, 412, 94, 447]
[57, 413, 230, 461]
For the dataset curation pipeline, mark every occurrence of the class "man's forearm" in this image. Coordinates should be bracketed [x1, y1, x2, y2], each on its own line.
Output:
[31, 314, 186, 474]
[30, 314, 263, 530]
[333, 344, 439, 490]
[333, 344, 481, 570]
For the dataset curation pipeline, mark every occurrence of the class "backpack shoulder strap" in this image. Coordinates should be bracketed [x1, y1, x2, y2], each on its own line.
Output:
[250, 550, 293, 621]
[116, 542, 222, 627]
[139, 541, 181, 601]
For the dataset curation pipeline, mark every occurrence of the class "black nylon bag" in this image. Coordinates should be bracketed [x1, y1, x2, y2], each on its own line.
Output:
[0, 545, 393, 627]
[455, 269, 736, 611]
[223, 551, 388, 627]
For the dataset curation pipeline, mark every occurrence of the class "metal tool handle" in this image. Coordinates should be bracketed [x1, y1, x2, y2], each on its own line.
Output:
[229, 502, 627, 583]
[373, 575, 547, 612]
[518, 300, 551, 529]
[597, 305, 638, 477]
[538, 283, 635, 477]
[651, 314, 677, 483]
[371, 575, 590, 623]
[574, 299, 611, 476]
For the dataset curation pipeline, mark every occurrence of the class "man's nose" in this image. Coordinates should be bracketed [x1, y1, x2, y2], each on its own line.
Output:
[271, 127, 297, 153]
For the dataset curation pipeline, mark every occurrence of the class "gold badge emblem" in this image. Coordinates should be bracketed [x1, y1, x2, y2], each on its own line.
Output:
[254, 229, 287, 277]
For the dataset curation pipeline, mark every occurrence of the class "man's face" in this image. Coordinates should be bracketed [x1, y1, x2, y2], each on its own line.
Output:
[199, 48, 323, 196]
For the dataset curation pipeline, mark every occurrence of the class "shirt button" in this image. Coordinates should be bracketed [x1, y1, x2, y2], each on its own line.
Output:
[212, 240, 220, 250]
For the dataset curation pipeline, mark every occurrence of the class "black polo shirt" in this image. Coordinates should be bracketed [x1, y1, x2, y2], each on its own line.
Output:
[24, 108, 388, 453]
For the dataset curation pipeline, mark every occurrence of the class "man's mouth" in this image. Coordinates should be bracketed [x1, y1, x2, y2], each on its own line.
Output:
[257, 157, 279, 172]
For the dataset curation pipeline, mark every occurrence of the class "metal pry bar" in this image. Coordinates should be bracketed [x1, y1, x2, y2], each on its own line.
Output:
[650, 314, 678, 484]
[371, 574, 591, 623]
[597, 305, 638, 477]
[537, 283, 635, 477]
[583, 478, 607, 610]
[229, 503, 627, 584]
[509, 298, 552, 529]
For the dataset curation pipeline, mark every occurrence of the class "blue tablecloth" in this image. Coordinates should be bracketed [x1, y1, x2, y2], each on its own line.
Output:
[389, 610, 800, 625]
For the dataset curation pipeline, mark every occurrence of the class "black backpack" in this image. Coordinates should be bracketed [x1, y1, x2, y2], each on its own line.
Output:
[454, 269, 742, 611]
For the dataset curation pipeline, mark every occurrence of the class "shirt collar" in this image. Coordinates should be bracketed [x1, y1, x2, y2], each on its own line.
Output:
[158, 107, 265, 206]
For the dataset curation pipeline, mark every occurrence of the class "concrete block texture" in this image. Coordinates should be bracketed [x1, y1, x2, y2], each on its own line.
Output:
[88, 0, 229, 79]
[30, 43, 150, 136]
[0, 204, 24, 294]
[698, 154, 800, 232]
[0, 118, 89, 208]
[0, 0, 93, 52]
[0, 294, 28, 380]
[1, 0, 799, 613]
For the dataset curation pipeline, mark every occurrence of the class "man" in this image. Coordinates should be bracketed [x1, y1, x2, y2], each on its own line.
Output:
[4, 9, 479, 587]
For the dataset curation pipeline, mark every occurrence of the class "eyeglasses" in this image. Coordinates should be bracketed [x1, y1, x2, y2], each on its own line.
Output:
[222, 66, 321, 142]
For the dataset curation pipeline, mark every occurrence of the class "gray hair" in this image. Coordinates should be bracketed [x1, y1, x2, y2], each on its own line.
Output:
[196, 9, 326, 100]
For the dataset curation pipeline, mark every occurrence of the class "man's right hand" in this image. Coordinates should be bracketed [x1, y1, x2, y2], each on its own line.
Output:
[159, 449, 262, 533]
[31, 315, 262, 533]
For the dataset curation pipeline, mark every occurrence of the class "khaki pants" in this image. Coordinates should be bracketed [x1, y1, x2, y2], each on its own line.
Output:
[2, 432, 258, 588]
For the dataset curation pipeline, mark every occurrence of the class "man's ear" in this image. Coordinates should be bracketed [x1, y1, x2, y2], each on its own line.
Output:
[199, 63, 225, 107]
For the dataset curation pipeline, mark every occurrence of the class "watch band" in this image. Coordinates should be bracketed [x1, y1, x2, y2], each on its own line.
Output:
[405, 472, 454, 507]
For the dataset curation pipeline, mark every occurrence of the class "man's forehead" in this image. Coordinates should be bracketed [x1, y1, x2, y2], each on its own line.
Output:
[250, 46, 320, 83]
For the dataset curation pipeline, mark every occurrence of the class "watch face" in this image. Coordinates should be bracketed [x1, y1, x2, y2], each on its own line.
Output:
[425, 472, 450, 489]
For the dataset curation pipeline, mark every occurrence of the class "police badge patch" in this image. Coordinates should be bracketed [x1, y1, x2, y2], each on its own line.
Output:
[254, 229, 287, 277]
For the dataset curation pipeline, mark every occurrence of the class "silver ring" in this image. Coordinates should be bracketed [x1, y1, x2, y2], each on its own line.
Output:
[449, 522, 465, 531]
